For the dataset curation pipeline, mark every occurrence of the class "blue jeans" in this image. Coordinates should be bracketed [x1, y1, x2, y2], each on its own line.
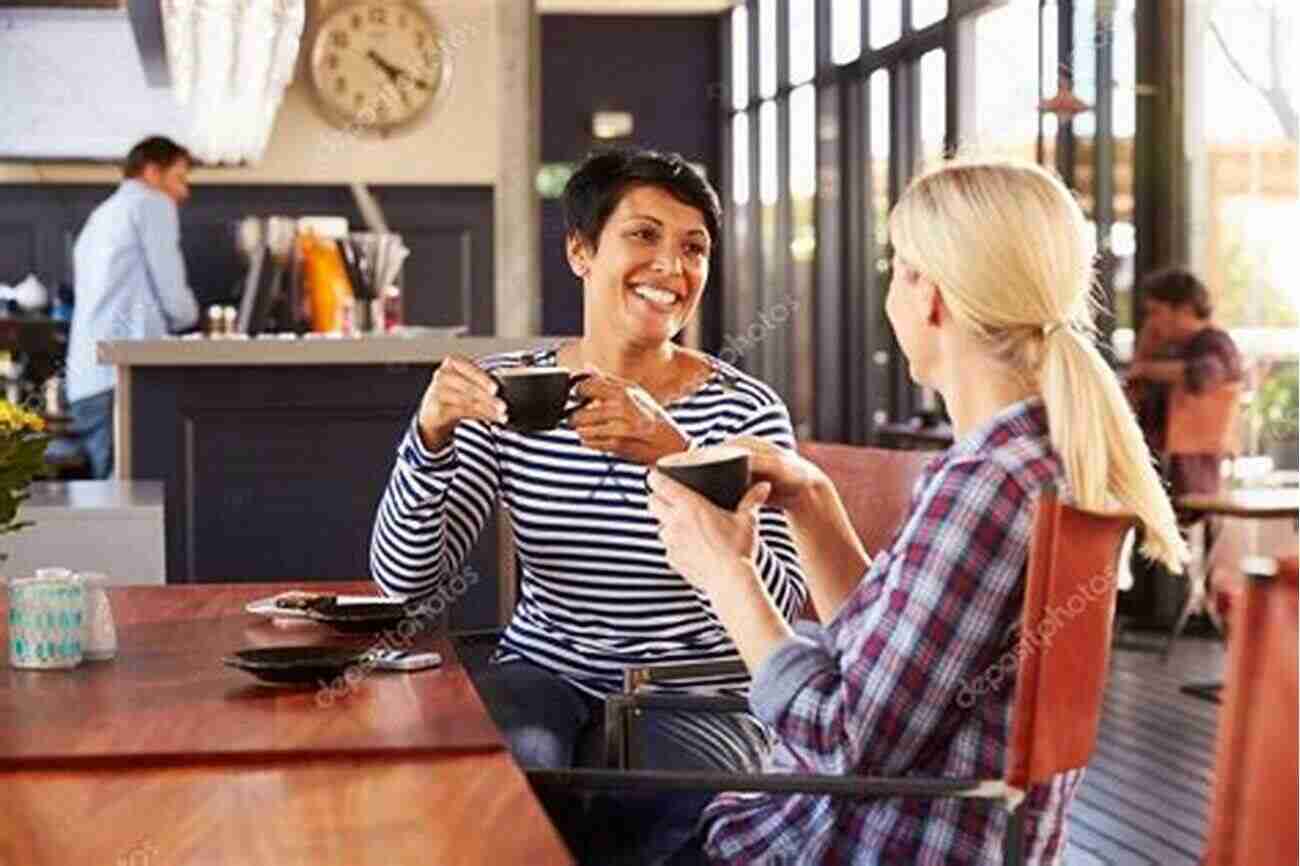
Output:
[471, 660, 766, 866]
[68, 389, 114, 479]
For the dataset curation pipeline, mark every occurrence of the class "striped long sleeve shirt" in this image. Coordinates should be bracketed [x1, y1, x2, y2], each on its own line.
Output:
[370, 346, 809, 697]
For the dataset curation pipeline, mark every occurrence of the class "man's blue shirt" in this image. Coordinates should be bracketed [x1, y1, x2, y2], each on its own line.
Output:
[67, 179, 198, 402]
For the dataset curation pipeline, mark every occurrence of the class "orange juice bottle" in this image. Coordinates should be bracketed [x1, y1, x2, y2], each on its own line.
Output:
[299, 231, 354, 333]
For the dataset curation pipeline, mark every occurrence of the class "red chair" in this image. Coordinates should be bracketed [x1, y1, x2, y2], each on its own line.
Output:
[796, 441, 934, 557]
[1202, 554, 1298, 866]
[533, 486, 1136, 865]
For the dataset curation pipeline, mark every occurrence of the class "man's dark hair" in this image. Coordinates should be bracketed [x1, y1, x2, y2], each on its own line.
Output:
[562, 148, 721, 252]
[124, 136, 192, 179]
[1141, 267, 1213, 319]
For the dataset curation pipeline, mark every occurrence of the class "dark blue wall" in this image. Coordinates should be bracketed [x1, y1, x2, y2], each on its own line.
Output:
[540, 14, 723, 339]
[0, 184, 495, 333]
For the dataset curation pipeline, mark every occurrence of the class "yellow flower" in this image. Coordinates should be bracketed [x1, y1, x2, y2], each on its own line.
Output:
[0, 400, 45, 433]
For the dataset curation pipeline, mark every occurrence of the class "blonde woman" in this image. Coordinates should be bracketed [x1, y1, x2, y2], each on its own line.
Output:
[647, 159, 1186, 865]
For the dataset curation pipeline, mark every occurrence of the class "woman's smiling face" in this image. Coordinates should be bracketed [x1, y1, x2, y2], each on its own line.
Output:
[568, 184, 712, 348]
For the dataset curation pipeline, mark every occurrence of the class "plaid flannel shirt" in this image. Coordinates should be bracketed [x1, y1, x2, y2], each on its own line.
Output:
[702, 398, 1078, 865]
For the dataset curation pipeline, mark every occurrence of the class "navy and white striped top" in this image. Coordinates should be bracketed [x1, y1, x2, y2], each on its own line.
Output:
[370, 346, 809, 697]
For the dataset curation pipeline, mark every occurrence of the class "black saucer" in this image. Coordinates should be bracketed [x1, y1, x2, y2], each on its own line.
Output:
[304, 599, 413, 634]
[222, 645, 367, 685]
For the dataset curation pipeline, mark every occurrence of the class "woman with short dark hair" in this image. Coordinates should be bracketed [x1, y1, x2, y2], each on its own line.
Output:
[370, 148, 808, 864]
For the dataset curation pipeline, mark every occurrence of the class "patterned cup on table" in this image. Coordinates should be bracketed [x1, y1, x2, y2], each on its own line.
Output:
[7, 576, 85, 669]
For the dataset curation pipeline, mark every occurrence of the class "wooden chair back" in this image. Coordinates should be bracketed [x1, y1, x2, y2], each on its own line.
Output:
[796, 442, 933, 556]
[1166, 381, 1243, 456]
[1203, 555, 1298, 866]
[1007, 487, 1135, 791]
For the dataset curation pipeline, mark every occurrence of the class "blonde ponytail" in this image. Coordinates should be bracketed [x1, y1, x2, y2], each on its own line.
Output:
[890, 157, 1188, 572]
[1040, 326, 1188, 571]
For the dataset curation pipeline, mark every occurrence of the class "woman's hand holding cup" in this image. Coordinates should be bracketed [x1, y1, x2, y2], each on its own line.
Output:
[417, 354, 508, 450]
[723, 436, 825, 512]
[568, 369, 689, 465]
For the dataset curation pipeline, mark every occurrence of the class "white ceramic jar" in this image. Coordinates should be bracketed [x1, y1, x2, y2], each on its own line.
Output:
[76, 572, 118, 661]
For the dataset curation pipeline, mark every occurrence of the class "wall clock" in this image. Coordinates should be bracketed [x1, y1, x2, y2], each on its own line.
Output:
[307, 1, 450, 135]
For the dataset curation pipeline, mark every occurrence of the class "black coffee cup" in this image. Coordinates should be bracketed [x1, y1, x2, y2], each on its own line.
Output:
[655, 445, 752, 511]
[491, 367, 591, 432]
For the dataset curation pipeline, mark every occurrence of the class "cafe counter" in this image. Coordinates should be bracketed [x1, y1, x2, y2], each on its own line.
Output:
[99, 333, 551, 627]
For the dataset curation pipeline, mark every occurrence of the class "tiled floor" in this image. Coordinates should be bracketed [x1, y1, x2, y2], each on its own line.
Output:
[1065, 635, 1226, 865]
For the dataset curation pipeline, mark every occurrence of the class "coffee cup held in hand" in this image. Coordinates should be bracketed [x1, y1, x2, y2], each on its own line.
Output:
[655, 445, 752, 511]
[491, 367, 590, 432]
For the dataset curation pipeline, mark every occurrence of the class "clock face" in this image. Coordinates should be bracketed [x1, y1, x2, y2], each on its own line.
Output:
[308, 1, 446, 132]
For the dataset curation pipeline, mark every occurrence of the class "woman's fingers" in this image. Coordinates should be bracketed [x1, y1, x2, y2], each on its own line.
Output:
[568, 399, 614, 428]
[441, 354, 499, 396]
[440, 390, 505, 424]
[573, 417, 627, 439]
[737, 482, 772, 514]
[437, 378, 506, 422]
[573, 371, 623, 401]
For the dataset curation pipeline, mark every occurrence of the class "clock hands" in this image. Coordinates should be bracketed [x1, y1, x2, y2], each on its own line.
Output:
[365, 49, 402, 80]
[365, 49, 432, 98]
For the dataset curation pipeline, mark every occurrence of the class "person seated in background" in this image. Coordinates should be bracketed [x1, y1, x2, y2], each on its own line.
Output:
[1126, 267, 1243, 496]
[369, 148, 807, 865]
[646, 158, 1188, 865]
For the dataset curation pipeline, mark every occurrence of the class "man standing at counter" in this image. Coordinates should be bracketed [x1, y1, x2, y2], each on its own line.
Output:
[66, 136, 200, 478]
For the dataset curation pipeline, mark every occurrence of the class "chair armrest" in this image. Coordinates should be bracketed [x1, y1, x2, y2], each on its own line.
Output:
[527, 767, 1009, 801]
[449, 626, 505, 645]
[603, 692, 752, 769]
[619, 692, 751, 715]
[623, 659, 749, 693]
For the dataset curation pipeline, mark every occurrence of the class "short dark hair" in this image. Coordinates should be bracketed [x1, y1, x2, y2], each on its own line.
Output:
[1141, 267, 1213, 319]
[124, 136, 191, 179]
[562, 148, 722, 252]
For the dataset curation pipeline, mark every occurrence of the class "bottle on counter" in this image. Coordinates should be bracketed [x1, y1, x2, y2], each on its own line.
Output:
[299, 231, 354, 334]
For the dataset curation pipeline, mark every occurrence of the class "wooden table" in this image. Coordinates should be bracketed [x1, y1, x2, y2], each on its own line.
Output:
[1173, 488, 1299, 702]
[1177, 487, 1300, 522]
[0, 583, 573, 866]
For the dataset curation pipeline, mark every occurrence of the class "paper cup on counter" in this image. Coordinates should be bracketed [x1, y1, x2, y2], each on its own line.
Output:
[7, 574, 85, 669]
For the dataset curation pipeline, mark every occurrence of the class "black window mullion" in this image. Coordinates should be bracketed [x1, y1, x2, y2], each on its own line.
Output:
[814, 0, 844, 441]
[771, 0, 793, 403]
[1056, 0, 1076, 186]
[744, 1, 763, 373]
[859, 0, 870, 62]
[1093, 0, 1117, 354]
[843, 73, 870, 445]
[715, 11, 735, 357]
[943, 12, 960, 158]
[890, 58, 920, 424]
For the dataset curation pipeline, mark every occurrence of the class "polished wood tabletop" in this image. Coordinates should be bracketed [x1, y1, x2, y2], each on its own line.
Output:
[1177, 487, 1300, 521]
[0, 582, 573, 866]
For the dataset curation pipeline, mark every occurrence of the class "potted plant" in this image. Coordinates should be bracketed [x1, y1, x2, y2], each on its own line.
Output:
[0, 400, 51, 562]
[1250, 362, 1299, 471]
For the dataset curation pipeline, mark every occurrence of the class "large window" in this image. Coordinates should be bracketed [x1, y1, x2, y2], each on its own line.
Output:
[722, 0, 1163, 444]
[1186, 0, 1298, 464]
[724, 0, 961, 440]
